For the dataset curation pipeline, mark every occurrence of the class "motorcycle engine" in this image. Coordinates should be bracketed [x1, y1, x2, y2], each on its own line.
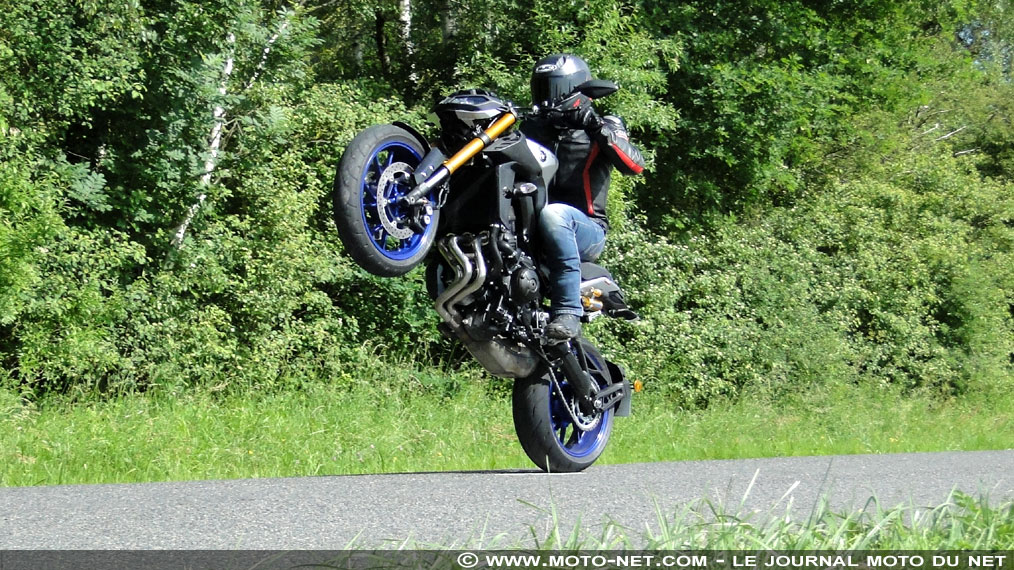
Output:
[510, 267, 540, 305]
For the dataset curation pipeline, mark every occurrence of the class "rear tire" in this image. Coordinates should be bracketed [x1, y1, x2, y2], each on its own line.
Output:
[333, 124, 438, 277]
[512, 340, 614, 472]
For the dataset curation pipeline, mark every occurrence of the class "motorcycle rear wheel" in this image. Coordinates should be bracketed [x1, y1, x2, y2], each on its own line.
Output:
[333, 124, 438, 277]
[512, 340, 614, 472]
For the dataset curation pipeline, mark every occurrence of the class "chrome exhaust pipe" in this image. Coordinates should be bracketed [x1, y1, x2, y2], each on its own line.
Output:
[449, 236, 486, 309]
[433, 234, 538, 378]
[434, 237, 471, 325]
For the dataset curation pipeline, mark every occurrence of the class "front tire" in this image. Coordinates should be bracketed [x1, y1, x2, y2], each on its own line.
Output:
[333, 124, 438, 277]
[512, 340, 614, 472]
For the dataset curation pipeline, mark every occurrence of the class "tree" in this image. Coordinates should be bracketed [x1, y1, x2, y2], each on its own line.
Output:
[631, 0, 975, 232]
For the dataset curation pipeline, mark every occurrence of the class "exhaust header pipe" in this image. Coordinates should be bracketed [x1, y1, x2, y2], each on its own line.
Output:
[433, 235, 538, 378]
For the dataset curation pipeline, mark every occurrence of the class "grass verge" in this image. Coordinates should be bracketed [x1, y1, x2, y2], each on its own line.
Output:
[500, 490, 1014, 549]
[2, 368, 1013, 487]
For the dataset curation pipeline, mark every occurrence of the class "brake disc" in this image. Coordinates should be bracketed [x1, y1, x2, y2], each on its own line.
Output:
[375, 162, 415, 240]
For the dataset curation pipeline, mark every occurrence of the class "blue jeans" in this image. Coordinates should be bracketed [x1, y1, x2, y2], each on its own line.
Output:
[538, 203, 606, 318]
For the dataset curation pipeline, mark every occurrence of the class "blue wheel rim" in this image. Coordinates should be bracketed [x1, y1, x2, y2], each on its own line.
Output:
[549, 352, 612, 459]
[359, 141, 436, 261]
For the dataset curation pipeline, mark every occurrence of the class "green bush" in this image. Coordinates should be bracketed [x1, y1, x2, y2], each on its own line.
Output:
[595, 214, 854, 408]
[596, 121, 1013, 408]
[2, 79, 441, 396]
[13, 226, 146, 396]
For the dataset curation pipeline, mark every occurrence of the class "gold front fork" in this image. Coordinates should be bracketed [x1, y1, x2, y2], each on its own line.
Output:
[405, 111, 518, 202]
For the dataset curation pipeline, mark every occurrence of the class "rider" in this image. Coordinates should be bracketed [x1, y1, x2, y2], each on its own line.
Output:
[521, 54, 646, 340]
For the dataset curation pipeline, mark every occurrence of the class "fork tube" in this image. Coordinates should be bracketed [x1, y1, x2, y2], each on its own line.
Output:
[443, 113, 516, 172]
[404, 112, 517, 202]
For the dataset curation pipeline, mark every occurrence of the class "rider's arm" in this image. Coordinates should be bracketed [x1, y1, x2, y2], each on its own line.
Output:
[592, 115, 645, 176]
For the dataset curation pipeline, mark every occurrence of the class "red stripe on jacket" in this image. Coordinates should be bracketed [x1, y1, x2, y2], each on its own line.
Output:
[613, 144, 644, 174]
[582, 143, 601, 215]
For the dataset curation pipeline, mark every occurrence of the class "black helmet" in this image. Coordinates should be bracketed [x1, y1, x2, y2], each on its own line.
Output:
[530, 54, 592, 106]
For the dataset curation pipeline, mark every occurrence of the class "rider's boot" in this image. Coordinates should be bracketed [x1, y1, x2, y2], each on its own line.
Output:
[546, 314, 581, 340]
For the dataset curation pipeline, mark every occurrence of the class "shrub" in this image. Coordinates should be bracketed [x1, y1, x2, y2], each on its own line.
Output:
[595, 131, 1013, 409]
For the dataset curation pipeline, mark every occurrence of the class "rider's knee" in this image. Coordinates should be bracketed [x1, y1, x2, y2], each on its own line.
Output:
[539, 203, 572, 234]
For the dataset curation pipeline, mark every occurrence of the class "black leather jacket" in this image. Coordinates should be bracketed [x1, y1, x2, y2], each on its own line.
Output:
[522, 114, 646, 230]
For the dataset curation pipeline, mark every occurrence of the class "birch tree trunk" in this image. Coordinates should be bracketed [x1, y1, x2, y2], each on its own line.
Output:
[352, 36, 364, 70]
[441, 0, 457, 41]
[245, 10, 291, 90]
[169, 32, 235, 251]
[169, 11, 292, 253]
[399, 0, 418, 83]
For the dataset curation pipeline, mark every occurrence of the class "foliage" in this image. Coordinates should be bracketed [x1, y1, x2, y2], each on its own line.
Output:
[633, 0, 976, 230]
[0, 0, 1011, 409]
[0, 0, 145, 137]
[596, 116, 1014, 406]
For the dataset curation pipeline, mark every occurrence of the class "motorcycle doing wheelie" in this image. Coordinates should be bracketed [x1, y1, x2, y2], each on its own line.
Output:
[332, 81, 639, 472]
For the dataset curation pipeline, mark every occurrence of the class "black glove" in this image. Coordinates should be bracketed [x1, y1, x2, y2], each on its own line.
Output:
[564, 100, 603, 132]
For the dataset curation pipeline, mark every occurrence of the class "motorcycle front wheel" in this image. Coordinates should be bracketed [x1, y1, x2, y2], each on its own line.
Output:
[333, 124, 439, 277]
[512, 339, 614, 472]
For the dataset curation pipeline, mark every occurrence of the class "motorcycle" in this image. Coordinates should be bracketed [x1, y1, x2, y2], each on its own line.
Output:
[332, 81, 638, 472]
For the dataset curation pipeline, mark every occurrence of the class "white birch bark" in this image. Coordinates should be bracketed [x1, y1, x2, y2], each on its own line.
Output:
[170, 33, 235, 251]
[353, 37, 364, 68]
[169, 8, 300, 253]
[245, 10, 291, 90]
[441, 0, 456, 41]
[399, 0, 418, 83]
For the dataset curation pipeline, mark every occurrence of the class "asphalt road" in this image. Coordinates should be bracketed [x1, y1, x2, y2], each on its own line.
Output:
[1, 450, 1012, 549]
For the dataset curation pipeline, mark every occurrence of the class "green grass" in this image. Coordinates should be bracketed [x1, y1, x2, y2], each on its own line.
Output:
[502, 490, 1014, 550]
[613, 380, 1014, 462]
[2, 367, 1013, 487]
